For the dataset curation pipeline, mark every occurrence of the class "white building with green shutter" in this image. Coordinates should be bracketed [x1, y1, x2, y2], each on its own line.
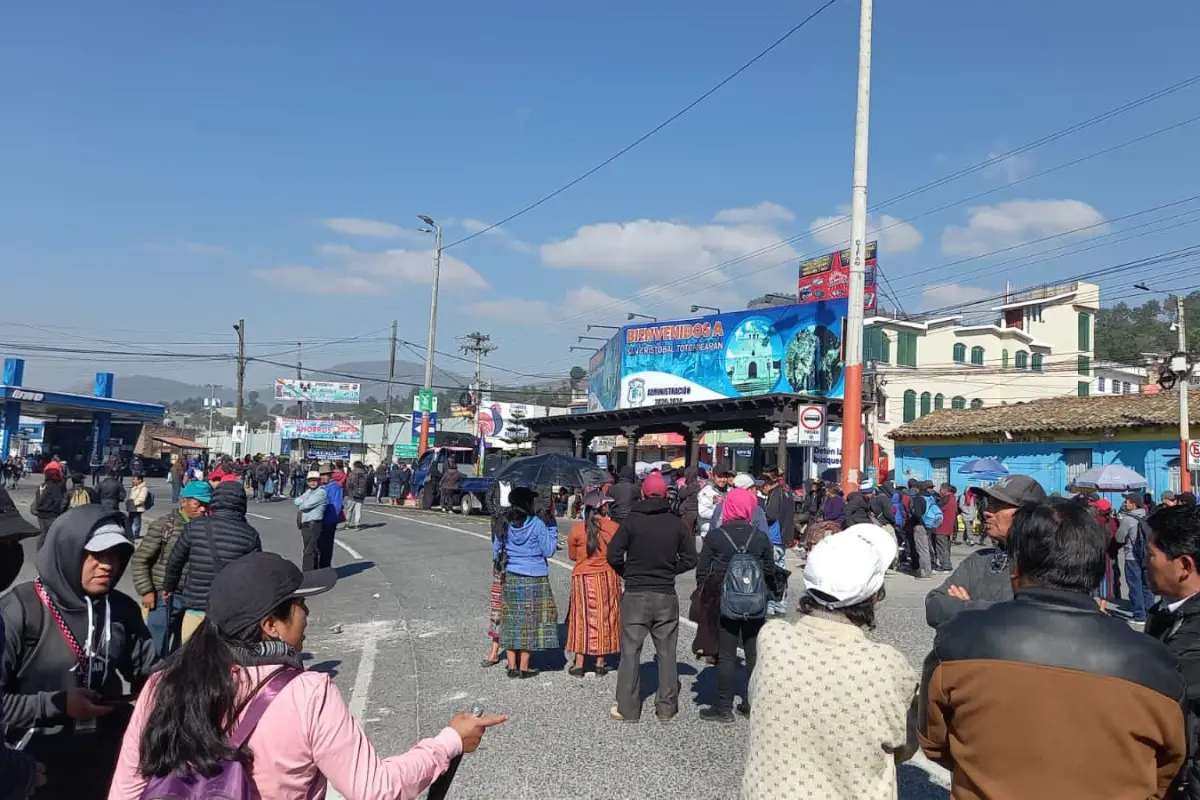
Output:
[863, 281, 1100, 465]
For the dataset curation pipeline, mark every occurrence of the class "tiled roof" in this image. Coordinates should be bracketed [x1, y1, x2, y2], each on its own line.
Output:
[888, 390, 1199, 440]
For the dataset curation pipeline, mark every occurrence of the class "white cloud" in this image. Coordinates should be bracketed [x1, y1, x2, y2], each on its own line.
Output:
[317, 243, 487, 290]
[712, 201, 795, 226]
[940, 199, 1107, 257]
[140, 241, 230, 257]
[458, 218, 534, 253]
[541, 218, 796, 278]
[459, 297, 553, 323]
[250, 266, 378, 295]
[983, 151, 1034, 184]
[807, 209, 923, 254]
[919, 283, 994, 311]
[321, 217, 409, 238]
[254, 243, 487, 295]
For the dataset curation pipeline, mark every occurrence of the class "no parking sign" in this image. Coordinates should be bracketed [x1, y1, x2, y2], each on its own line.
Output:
[797, 404, 827, 446]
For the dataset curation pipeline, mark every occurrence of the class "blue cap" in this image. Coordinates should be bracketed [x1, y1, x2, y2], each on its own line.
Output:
[181, 482, 212, 503]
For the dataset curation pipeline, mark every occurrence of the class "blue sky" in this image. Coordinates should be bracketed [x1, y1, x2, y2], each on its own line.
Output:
[2, 0, 1199, 391]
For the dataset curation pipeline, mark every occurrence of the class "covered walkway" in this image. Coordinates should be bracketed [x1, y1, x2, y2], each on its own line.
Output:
[525, 393, 844, 473]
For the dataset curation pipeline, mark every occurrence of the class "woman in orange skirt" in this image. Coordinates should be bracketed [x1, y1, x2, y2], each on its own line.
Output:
[566, 490, 622, 676]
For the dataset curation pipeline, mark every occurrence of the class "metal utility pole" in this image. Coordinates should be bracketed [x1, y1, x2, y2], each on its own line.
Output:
[1175, 296, 1192, 492]
[205, 383, 222, 443]
[460, 332, 498, 451]
[295, 342, 303, 419]
[840, 0, 873, 494]
[233, 320, 246, 457]
[417, 215, 443, 456]
[382, 320, 398, 459]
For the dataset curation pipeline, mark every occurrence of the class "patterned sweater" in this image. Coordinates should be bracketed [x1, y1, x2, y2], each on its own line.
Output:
[743, 612, 919, 800]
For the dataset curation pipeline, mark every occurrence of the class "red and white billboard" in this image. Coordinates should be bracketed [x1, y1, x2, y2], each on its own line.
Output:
[797, 241, 877, 312]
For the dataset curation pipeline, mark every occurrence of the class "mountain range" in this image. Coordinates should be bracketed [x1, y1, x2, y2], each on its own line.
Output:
[65, 360, 468, 406]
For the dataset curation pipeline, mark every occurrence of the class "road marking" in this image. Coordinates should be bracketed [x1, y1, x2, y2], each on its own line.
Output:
[246, 512, 272, 520]
[325, 629, 381, 800]
[334, 539, 364, 560]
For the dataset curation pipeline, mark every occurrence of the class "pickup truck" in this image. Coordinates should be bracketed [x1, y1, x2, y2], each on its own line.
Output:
[410, 444, 502, 514]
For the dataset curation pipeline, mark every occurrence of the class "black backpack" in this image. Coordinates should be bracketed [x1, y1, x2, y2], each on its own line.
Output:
[718, 526, 768, 620]
[1132, 516, 1152, 565]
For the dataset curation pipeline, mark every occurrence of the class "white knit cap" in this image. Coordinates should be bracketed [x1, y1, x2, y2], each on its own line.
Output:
[733, 473, 757, 490]
[803, 523, 898, 609]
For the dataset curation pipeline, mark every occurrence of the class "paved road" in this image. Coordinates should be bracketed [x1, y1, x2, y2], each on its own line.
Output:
[8, 479, 952, 799]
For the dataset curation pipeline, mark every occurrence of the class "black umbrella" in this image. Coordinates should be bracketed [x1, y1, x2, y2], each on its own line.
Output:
[495, 454, 608, 488]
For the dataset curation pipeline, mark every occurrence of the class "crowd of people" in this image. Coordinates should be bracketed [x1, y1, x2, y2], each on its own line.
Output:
[0, 456, 504, 799]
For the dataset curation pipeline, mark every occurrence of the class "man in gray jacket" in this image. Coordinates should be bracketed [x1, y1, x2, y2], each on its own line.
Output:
[1115, 492, 1153, 625]
[924, 475, 1046, 628]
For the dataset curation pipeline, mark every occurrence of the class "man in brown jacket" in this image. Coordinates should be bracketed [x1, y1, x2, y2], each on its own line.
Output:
[919, 500, 1187, 799]
[131, 480, 209, 655]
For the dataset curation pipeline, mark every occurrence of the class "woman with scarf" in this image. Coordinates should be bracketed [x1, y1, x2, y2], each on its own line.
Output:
[695, 487, 775, 723]
[109, 552, 506, 799]
[565, 491, 621, 677]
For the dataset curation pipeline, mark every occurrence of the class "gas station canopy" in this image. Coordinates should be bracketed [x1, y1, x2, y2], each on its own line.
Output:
[0, 386, 164, 423]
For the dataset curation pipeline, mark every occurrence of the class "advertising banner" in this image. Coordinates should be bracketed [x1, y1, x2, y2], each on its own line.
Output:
[587, 335, 622, 412]
[275, 417, 363, 442]
[797, 241, 877, 311]
[307, 445, 352, 461]
[274, 379, 361, 405]
[616, 299, 848, 410]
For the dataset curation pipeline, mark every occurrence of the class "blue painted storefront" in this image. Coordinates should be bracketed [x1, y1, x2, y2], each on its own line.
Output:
[894, 431, 1186, 499]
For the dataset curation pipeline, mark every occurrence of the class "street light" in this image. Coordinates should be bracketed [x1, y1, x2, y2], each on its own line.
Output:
[1137, 282, 1193, 491]
[417, 215, 443, 457]
[204, 384, 223, 444]
[628, 312, 657, 322]
[577, 335, 608, 343]
[586, 324, 620, 332]
[691, 304, 721, 314]
[568, 346, 595, 353]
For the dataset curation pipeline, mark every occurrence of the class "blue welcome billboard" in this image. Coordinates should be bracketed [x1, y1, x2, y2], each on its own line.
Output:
[586, 299, 848, 411]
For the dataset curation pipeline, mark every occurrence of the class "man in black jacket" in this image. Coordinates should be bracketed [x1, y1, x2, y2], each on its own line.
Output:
[761, 467, 795, 547]
[1, 505, 157, 799]
[161, 481, 262, 643]
[33, 463, 69, 549]
[608, 466, 639, 523]
[607, 471, 697, 723]
[0, 485, 42, 797]
[1146, 504, 1200, 799]
[96, 473, 125, 513]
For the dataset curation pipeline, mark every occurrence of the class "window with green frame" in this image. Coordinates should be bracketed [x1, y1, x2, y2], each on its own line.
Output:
[1002, 349, 1009, 369]
[971, 345, 985, 366]
[1015, 350, 1028, 370]
[1031, 352, 1043, 372]
[952, 343, 966, 363]
[897, 332, 918, 367]
[864, 327, 891, 364]
[1078, 354, 1090, 376]
[934, 393, 944, 410]
[1078, 381, 1090, 397]
[951, 396, 966, 409]
[903, 390, 917, 422]
[1078, 312, 1091, 352]
[970, 398, 984, 409]
[920, 392, 932, 416]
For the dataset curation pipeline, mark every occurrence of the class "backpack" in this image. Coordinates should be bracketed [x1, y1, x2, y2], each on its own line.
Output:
[351, 470, 369, 498]
[718, 526, 768, 620]
[1132, 516, 1152, 565]
[70, 486, 92, 508]
[667, 484, 682, 516]
[921, 495, 944, 529]
[891, 492, 906, 529]
[144, 491, 155, 511]
[138, 668, 300, 800]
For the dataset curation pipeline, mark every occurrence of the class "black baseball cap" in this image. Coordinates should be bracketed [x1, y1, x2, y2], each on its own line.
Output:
[0, 485, 38, 540]
[207, 552, 337, 641]
[713, 467, 735, 478]
[970, 475, 1047, 507]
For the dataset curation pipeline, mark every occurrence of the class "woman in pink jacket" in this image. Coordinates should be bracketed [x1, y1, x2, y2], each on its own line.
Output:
[108, 552, 507, 800]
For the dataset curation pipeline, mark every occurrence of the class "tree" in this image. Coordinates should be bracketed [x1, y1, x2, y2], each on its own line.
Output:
[1095, 292, 1200, 362]
[269, 403, 284, 415]
[248, 390, 261, 408]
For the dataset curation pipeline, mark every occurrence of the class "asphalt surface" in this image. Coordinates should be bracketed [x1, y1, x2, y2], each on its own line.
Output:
[7, 478, 953, 799]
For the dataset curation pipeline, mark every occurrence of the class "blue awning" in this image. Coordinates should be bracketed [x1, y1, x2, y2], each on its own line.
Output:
[0, 385, 165, 422]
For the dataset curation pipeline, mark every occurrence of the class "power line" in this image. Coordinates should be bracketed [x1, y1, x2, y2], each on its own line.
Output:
[442, 0, 843, 249]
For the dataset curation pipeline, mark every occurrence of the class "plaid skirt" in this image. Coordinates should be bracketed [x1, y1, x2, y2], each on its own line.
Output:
[487, 568, 504, 641]
[500, 574, 560, 651]
[565, 570, 621, 656]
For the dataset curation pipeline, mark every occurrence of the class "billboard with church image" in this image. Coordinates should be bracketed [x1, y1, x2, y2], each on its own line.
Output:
[608, 299, 848, 410]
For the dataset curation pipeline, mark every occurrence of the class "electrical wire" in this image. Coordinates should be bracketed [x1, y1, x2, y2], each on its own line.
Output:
[443, 0, 844, 249]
